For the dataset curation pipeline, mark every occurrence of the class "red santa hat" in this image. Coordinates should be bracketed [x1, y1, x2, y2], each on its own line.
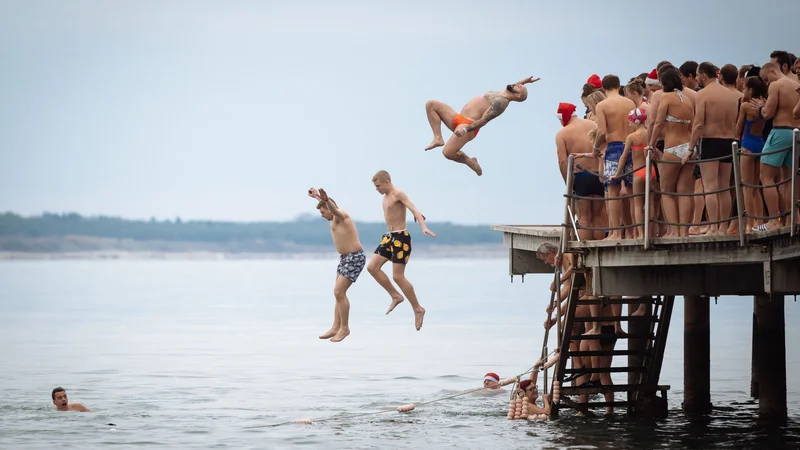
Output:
[645, 68, 660, 86]
[519, 379, 533, 391]
[556, 102, 578, 127]
[484, 372, 500, 383]
[587, 74, 602, 89]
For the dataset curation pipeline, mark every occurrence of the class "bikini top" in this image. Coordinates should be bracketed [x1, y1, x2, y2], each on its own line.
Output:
[665, 89, 691, 124]
[631, 131, 648, 151]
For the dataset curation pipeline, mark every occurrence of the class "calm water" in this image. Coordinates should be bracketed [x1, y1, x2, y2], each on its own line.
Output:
[0, 259, 799, 449]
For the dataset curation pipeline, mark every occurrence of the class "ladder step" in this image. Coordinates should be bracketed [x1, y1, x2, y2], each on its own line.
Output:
[571, 316, 658, 322]
[560, 384, 671, 395]
[569, 333, 655, 341]
[579, 298, 662, 305]
[563, 367, 648, 374]
[567, 349, 650, 357]
[559, 401, 628, 409]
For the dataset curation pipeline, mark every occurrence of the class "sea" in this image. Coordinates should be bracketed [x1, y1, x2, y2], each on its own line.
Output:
[0, 258, 798, 449]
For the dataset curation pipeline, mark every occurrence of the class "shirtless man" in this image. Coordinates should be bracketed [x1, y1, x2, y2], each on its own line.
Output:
[555, 102, 606, 241]
[771, 50, 798, 81]
[592, 75, 637, 241]
[423, 76, 540, 176]
[749, 63, 800, 231]
[688, 62, 742, 236]
[52, 387, 90, 412]
[308, 188, 365, 342]
[367, 170, 434, 330]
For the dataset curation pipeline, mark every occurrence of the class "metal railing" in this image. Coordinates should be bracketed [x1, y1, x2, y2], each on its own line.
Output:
[560, 128, 800, 249]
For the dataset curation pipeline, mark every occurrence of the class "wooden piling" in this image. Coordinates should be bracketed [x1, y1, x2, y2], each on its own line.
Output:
[755, 294, 787, 422]
[683, 295, 711, 415]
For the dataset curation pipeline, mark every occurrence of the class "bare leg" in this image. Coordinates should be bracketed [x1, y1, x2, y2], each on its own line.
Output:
[367, 254, 405, 312]
[330, 276, 353, 342]
[424, 100, 458, 150]
[392, 263, 425, 331]
[700, 161, 722, 235]
[741, 152, 757, 231]
[611, 300, 625, 335]
[621, 184, 633, 239]
[759, 163, 783, 231]
[604, 184, 624, 240]
[633, 175, 646, 239]
[779, 166, 792, 219]
[658, 158, 681, 237]
[592, 199, 607, 240]
[575, 198, 593, 241]
[717, 163, 733, 233]
[677, 164, 696, 237]
[689, 177, 707, 235]
[442, 130, 482, 176]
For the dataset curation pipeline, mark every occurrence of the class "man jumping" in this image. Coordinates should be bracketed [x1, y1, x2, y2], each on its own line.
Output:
[424, 76, 540, 176]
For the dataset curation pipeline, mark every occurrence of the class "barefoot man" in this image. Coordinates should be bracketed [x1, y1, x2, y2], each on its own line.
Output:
[424, 76, 540, 176]
[367, 170, 435, 330]
[308, 187, 366, 342]
[555, 101, 606, 241]
[52, 387, 91, 412]
[749, 63, 800, 231]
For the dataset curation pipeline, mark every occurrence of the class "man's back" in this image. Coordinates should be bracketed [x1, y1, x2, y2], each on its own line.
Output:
[771, 77, 800, 127]
[599, 95, 636, 143]
[558, 119, 599, 171]
[699, 83, 740, 138]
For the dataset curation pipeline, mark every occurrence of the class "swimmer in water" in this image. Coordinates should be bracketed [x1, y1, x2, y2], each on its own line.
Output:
[423, 76, 540, 176]
[483, 373, 505, 391]
[52, 387, 90, 412]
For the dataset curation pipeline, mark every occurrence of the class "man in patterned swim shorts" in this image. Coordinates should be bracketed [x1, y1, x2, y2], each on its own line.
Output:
[368, 170, 436, 331]
[308, 187, 366, 343]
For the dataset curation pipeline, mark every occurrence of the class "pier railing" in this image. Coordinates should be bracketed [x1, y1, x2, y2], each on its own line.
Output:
[561, 128, 800, 249]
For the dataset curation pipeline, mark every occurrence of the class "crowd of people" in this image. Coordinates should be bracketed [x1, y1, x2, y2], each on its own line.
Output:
[556, 50, 800, 241]
[541, 50, 800, 416]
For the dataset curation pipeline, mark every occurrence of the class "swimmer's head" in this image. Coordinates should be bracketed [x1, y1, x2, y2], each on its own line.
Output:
[536, 242, 559, 266]
[719, 64, 738, 87]
[645, 69, 661, 91]
[372, 170, 392, 194]
[628, 108, 647, 127]
[52, 387, 68, 410]
[760, 62, 782, 84]
[583, 90, 606, 115]
[601, 75, 621, 93]
[519, 379, 538, 401]
[744, 76, 767, 101]
[770, 50, 792, 75]
[696, 62, 717, 88]
[484, 372, 500, 389]
[316, 198, 338, 221]
[556, 102, 577, 127]
[505, 84, 528, 102]
[624, 78, 645, 100]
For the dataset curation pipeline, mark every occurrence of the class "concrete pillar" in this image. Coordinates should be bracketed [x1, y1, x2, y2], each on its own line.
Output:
[683, 295, 712, 415]
[750, 297, 759, 399]
[755, 294, 787, 422]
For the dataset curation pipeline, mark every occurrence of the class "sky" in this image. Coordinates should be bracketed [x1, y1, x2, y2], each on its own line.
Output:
[1, 0, 798, 225]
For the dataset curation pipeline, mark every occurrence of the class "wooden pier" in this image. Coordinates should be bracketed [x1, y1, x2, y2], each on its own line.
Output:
[492, 130, 799, 422]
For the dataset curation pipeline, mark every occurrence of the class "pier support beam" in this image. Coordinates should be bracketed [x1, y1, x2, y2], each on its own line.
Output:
[750, 298, 759, 399]
[683, 295, 712, 415]
[755, 294, 787, 422]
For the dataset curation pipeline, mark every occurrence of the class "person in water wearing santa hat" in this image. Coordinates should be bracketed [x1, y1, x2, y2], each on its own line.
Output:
[423, 76, 540, 176]
[555, 101, 606, 241]
[483, 373, 505, 390]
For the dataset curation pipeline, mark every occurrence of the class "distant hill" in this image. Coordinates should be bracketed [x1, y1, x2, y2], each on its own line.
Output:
[0, 212, 503, 255]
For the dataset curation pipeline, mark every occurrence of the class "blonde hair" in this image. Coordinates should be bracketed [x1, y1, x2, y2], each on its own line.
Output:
[316, 198, 337, 209]
[372, 170, 391, 183]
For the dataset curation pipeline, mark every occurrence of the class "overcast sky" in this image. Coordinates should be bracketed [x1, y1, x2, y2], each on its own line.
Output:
[2, 0, 797, 224]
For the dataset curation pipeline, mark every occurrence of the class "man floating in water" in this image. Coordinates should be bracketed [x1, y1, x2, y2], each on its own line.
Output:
[367, 170, 434, 331]
[423, 76, 540, 176]
[308, 187, 366, 343]
[52, 387, 90, 412]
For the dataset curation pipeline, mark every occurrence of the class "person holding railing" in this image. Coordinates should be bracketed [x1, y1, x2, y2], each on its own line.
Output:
[735, 76, 768, 232]
[648, 68, 697, 238]
[749, 62, 800, 232]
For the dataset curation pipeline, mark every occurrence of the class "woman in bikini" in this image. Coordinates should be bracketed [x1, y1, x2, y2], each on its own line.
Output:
[647, 68, 695, 238]
[735, 76, 768, 232]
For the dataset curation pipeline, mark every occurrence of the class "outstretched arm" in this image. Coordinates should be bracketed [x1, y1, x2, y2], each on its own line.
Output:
[318, 188, 345, 220]
[464, 98, 510, 133]
[397, 191, 436, 237]
[516, 76, 541, 85]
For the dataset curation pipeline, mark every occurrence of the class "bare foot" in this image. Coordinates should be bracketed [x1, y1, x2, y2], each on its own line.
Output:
[386, 294, 405, 315]
[631, 304, 647, 317]
[319, 328, 337, 339]
[583, 326, 601, 336]
[615, 328, 628, 337]
[688, 225, 707, 236]
[470, 157, 483, 176]
[425, 137, 444, 151]
[414, 307, 425, 331]
[330, 328, 350, 342]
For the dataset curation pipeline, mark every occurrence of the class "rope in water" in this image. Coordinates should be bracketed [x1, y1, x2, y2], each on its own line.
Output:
[243, 360, 551, 429]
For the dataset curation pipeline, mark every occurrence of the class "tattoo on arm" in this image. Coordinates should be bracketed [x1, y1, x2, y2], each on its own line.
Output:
[465, 98, 508, 131]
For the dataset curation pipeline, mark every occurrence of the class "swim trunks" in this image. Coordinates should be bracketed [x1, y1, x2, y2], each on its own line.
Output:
[699, 137, 735, 162]
[573, 171, 604, 197]
[453, 114, 479, 137]
[760, 126, 795, 168]
[374, 230, 412, 264]
[603, 141, 633, 187]
[599, 325, 618, 347]
[337, 250, 366, 283]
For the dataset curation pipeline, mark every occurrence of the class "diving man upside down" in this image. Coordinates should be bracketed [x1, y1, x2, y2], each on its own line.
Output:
[424, 76, 540, 176]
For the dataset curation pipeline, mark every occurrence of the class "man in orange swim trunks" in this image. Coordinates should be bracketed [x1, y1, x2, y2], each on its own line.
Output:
[423, 76, 540, 176]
